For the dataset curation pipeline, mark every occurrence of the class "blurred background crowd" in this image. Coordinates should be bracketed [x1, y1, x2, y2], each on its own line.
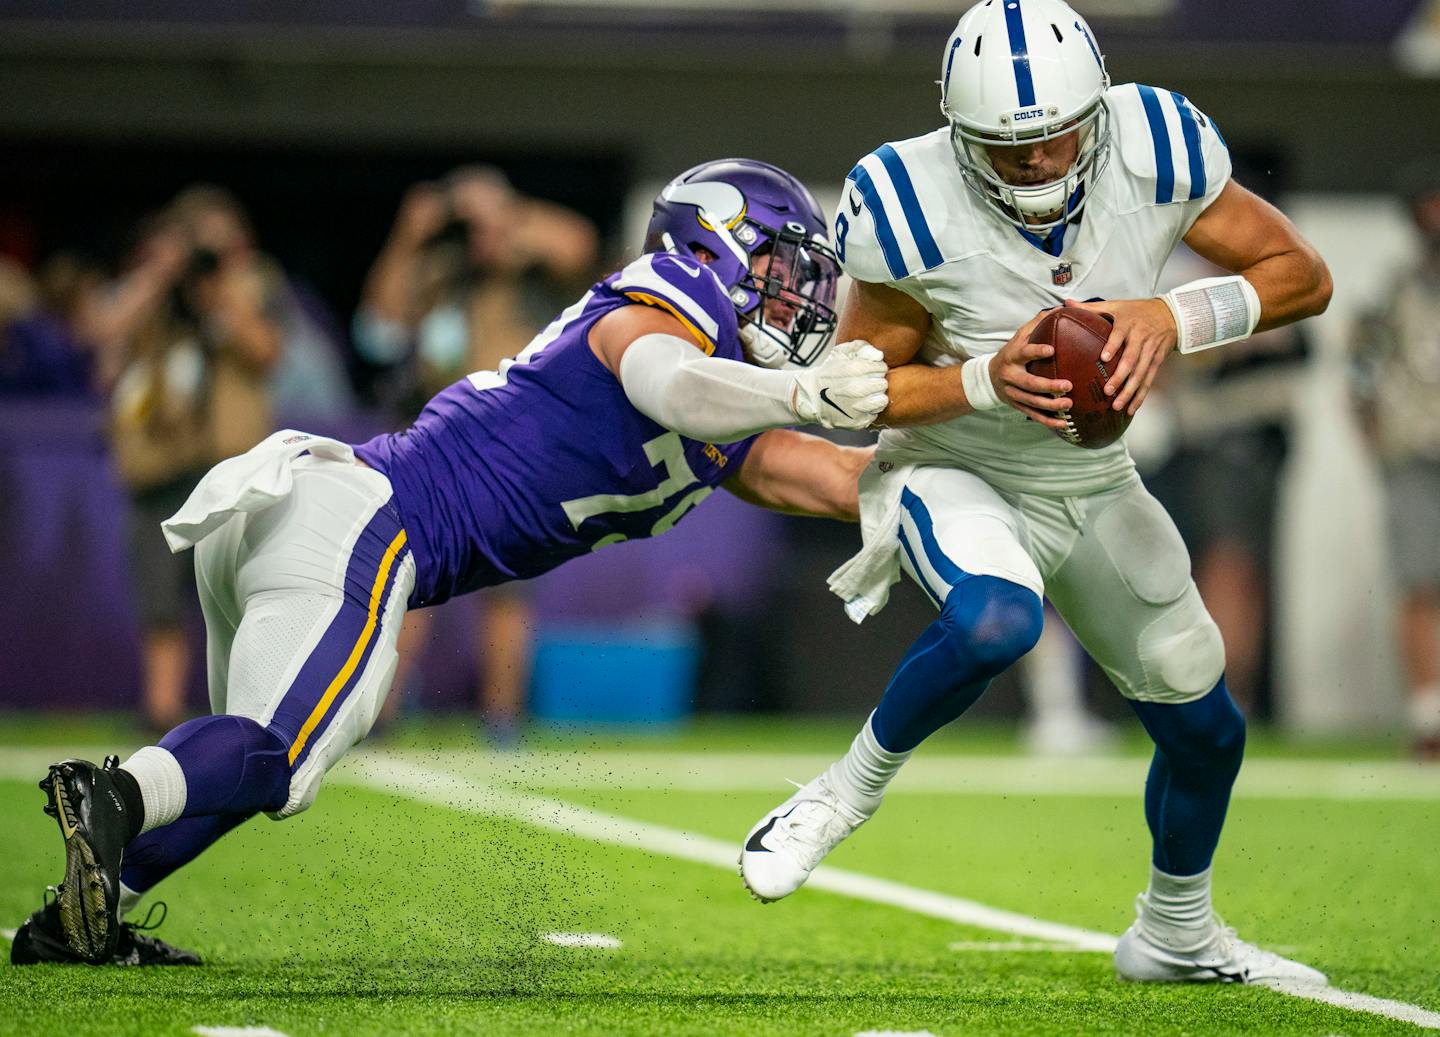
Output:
[2, 0, 1439, 758]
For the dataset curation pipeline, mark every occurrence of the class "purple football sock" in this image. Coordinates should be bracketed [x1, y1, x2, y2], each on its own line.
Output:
[121, 813, 253, 896]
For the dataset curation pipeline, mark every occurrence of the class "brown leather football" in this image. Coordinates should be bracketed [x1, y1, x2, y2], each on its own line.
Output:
[1024, 307, 1130, 449]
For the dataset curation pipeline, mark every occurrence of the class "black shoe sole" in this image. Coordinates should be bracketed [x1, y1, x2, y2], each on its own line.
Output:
[41, 766, 118, 964]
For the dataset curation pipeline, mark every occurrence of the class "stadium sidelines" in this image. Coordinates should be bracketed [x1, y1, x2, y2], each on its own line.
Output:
[4, 747, 1439, 1030]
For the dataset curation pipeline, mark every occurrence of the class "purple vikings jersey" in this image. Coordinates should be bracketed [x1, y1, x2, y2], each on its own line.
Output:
[353, 253, 755, 607]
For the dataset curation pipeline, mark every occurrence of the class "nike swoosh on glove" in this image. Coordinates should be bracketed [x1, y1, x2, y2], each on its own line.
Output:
[790, 340, 889, 430]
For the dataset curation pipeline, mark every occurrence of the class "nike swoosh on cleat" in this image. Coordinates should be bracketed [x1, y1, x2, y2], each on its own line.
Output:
[1203, 966, 1248, 983]
[745, 815, 781, 853]
[52, 775, 76, 839]
[819, 387, 851, 417]
[744, 805, 799, 853]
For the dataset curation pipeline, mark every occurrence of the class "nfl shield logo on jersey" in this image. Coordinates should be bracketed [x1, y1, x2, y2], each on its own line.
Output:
[1051, 262, 1073, 286]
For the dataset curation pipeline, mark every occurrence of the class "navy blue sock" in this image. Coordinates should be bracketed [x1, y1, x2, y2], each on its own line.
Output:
[158, 715, 292, 818]
[121, 813, 253, 896]
[872, 575, 1043, 753]
[1130, 679, 1246, 876]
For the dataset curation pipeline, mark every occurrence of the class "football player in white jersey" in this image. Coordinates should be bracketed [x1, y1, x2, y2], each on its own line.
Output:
[739, 0, 1333, 986]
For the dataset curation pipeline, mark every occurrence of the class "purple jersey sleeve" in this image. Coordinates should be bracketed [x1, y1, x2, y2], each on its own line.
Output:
[610, 253, 744, 360]
[353, 253, 755, 607]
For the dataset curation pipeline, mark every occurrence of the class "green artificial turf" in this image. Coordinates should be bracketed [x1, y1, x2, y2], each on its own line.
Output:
[1, 717, 1435, 1036]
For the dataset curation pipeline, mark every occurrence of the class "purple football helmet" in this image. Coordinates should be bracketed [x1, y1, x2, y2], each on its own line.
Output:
[645, 158, 839, 367]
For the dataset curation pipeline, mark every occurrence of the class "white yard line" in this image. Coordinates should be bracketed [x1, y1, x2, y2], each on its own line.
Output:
[1266, 983, 1440, 1030]
[1, 928, 15, 941]
[405, 750, 1440, 802]
[949, 940, 1105, 952]
[340, 754, 1117, 952]
[192, 1028, 291, 1037]
[542, 932, 623, 949]
[340, 754, 1440, 1032]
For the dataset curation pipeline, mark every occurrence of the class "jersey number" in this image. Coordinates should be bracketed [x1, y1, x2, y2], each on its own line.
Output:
[834, 212, 850, 263]
[559, 432, 713, 551]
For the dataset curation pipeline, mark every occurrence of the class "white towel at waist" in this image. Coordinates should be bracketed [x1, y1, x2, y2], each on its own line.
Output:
[161, 430, 356, 553]
[826, 460, 914, 624]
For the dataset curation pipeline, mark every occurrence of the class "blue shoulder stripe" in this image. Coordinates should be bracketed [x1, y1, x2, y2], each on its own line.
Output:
[1003, 0, 1037, 107]
[847, 163, 908, 281]
[876, 145, 943, 271]
[1137, 84, 1174, 204]
[1169, 91, 1206, 201]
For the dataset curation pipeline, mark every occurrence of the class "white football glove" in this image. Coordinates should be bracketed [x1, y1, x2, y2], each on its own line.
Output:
[789, 340, 890, 430]
[739, 322, 791, 370]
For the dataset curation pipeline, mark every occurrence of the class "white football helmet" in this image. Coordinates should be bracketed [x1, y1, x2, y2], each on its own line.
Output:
[940, 0, 1112, 231]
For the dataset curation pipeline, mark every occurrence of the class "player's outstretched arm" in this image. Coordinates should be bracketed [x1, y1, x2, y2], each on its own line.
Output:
[1182, 180, 1333, 332]
[724, 429, 874, 521]
[590, 304, 889, 441]
[842, 279, 1073, 429]
[1067, 180, 1332, 416]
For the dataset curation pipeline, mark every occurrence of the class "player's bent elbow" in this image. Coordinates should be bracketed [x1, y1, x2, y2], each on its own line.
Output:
[1310, 258, 1335, 317]
[1294, 244, 1333, 320]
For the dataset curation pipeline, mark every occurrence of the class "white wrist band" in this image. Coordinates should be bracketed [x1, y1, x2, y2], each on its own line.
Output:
[961, 353, 1003, 411]
[1163, 275, 1261, 354]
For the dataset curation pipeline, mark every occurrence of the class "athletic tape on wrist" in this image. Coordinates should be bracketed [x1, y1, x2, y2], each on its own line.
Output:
[1163, 275, 1261, 355]
[961, 353, 1003, 411]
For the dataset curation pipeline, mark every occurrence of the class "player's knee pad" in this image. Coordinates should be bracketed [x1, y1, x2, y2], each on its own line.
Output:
[938, 575, 1044, 680]
[158, 715, 292, 816]
[1135, 586, 1226, 703]
[1133, 680, 1246, 776]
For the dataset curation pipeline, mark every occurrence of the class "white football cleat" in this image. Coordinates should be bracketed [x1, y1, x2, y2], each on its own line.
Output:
[739, 775, 869, 902]
[1114, 898, 1327, 986]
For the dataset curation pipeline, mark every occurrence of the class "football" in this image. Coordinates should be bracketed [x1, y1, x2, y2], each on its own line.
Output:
[1024, 307, 1130, 449]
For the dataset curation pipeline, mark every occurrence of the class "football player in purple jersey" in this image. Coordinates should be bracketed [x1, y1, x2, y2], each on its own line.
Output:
[15, 159, 890, 967]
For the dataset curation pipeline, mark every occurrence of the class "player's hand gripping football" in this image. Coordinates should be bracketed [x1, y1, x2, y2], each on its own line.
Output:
[987, 311, 1074, 430]
[789, 340, 890, 430]
[1063, 297, 1178, 415]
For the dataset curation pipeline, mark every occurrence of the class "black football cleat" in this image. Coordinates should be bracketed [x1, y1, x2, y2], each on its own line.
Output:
[11, 896, 201, 966]
[40, 756, 132, 963]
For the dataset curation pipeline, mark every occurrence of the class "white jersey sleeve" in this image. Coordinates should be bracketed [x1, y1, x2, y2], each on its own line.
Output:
[1107, 83, 1231, 236]
[832, 139, 950, 290]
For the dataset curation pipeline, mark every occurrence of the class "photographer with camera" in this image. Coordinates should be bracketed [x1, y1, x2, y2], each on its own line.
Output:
[105, 186, 286, 733]
[353, 166, 599, 745]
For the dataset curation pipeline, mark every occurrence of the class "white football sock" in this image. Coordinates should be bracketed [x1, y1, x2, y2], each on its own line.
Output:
[1408, 685, 1440, 737]
[823, 712, 911, 817]
[118, 882, 143, 922]
[1140, 865, 1215, 953]
[120, 746, 188, 835]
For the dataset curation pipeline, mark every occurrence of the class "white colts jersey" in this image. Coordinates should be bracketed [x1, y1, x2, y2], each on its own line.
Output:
[836, 82, 1231, 496]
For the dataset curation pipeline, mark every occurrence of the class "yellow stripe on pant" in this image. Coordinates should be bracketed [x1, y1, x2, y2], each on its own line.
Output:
[288, 528, 409, 765]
